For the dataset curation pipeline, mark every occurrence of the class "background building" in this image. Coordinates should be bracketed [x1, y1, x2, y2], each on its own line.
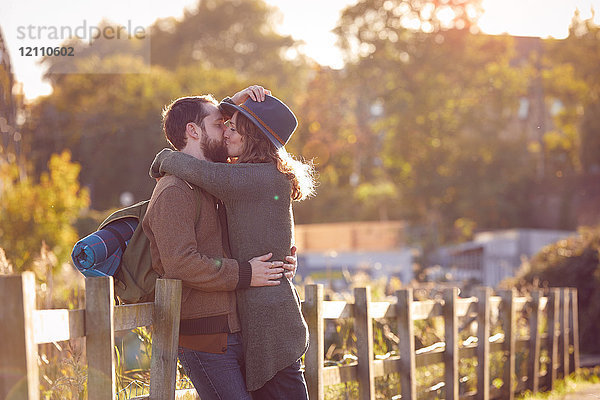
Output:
[431, 228, 575, 287]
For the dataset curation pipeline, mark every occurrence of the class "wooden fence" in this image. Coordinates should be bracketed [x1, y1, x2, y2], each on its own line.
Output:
[0, 273, 580, 400]
[0, 273, 191, 400]
[303, 285, 580, 400]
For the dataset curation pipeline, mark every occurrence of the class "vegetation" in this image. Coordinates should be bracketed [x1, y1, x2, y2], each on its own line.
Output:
[518, 368, 600, 400]
[510, 225, 600, 354]
[10, 0, 598, 247]
[0, 151, 89, 270]
[1, 0, 600, 397]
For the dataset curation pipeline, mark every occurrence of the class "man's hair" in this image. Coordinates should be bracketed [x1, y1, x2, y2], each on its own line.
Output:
[162, 95, 218, 150]
[235, 113, 316, 201]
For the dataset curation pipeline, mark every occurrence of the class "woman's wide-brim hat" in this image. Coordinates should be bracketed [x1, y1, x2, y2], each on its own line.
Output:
[219, 94, 297, 149]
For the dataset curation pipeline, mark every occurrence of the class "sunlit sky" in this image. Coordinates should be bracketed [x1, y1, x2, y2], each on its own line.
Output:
[1, 0, 599, 100]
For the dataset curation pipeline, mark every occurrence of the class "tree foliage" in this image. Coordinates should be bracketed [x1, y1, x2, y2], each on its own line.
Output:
[313, 0, 536, 241]
[24, 57, 255, 208]
[544, 12, 600, 174]
[0, 151, 90, 270]
[16, 0, 600, 247]
[24, 0, 310, 209]
[149, 0, 309, 103]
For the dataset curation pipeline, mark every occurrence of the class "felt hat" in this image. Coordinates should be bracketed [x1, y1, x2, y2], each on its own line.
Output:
[219, 94, 297, 149]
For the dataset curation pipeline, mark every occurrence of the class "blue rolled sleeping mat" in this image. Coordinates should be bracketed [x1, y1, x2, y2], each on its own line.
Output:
[71, 218, 137, 277]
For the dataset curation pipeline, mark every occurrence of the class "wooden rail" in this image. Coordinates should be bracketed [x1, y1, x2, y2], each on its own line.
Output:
[0, 273, 184, 400]
[0, 273, 580, 400]
[301, 285, 580, 400]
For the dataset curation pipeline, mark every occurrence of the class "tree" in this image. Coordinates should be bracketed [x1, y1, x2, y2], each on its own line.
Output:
[0, 151, 89, 270]
[149, 0, 310, 105]
[292, 66, 366, 223]
[544, 12, 600, 174]
[23, 60, 249, 209]
[26, 2, 312, 209]
[332, 0, 534, 240]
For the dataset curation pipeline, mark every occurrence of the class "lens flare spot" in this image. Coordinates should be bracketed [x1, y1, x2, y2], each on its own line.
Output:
[274, 195, 279, 201]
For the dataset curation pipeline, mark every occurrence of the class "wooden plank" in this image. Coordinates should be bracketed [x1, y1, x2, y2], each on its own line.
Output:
[456, 297, 478, 318]
[114, 302, 154, 331]
[570, 288, 580, 372]
[321, 301, 352, 319]
[499, 289, 516, 400]
[372, 358, 401, 378]
[322, 364, 358, 387]
[513, 297, 528, 314]
[304, 284, 324, 400]
[527, 290, 542, 394]
[397, 289, 417, 399]
[546, 288, 560, 391]
[320, 296, 478, 322]
[539, 296, 548, 311]
[443, 288, 459, 400]
[414, 339, 524, 370]
[477, 287, 491, 400]
[150, 279, 182, 400]
[490, 296, 502, 314]
[354, 287, 375, 400]
[33, 309, 86, 343]
[412, 299, 442, 320]
[370, 301, 394, 319]
[0, 272, 40, 400]
[86, 276, 116, 400]
[416, 347, 445, 367]
[560, 288, 570, 378]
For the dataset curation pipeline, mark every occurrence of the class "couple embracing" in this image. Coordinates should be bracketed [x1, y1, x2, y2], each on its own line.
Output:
[143, 85, 316, 399]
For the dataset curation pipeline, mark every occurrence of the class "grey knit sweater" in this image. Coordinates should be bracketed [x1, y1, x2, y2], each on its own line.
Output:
[150, 149, 309, 391]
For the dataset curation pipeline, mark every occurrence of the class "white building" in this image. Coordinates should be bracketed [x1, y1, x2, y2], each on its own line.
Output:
[298, 249, 415, 284]
[433, 229, 575, 287]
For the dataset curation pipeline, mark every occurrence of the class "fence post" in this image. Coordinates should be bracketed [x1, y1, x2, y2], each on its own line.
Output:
[0, 272, 39, 400]
[150, 279, 182, 400]
[397, 289, 416, 400]
[354, 287, 375, 400]
[304, 284, 324, 400]
[559, 288, 570, 378]
[527, 290, 542, 393]
[443, 288, 459, 400]
[546, 288, 560, 390]
[86, 276, 116, 400]
[476, 287, 491, 400]
[499, 289, 515, 400]
[570, 288, 580, 373]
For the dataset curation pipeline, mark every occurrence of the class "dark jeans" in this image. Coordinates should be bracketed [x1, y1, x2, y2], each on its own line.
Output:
[178, 332, 251, 400]
[251, 359, 309, 400]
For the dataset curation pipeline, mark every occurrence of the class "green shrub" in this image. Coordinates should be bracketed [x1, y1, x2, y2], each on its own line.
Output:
[511, 225, 600, 354]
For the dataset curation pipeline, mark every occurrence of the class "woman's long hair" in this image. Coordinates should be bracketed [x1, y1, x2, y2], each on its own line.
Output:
[234, 113, 316, 201]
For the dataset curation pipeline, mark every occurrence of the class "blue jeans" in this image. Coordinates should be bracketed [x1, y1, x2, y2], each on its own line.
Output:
[178, 332, 251, 400]
[251, 359, 309, 400]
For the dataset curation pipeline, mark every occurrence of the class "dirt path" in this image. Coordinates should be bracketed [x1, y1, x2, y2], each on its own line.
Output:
[560, 384, 600, 399]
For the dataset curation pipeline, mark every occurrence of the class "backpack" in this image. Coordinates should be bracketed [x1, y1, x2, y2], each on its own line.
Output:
[71, 185, 201, 304]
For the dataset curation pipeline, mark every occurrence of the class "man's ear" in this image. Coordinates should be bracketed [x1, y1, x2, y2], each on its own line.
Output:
[186, 122, 200, 140]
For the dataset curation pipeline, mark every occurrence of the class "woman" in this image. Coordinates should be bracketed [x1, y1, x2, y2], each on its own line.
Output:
[150, 93, 315, 399]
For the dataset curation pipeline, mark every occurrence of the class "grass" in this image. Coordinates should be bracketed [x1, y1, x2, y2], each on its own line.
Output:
[517, 368, 600, 400]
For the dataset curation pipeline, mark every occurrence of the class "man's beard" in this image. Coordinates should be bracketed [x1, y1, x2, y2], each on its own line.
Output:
[201, 132, 228, 163]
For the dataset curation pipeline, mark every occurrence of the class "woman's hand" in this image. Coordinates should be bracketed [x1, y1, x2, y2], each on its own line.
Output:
[150, 148, 175, 179]
[231, 85, 271, 104]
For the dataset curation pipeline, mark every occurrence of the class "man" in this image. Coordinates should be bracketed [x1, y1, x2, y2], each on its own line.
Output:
[143, 86, 293, 400]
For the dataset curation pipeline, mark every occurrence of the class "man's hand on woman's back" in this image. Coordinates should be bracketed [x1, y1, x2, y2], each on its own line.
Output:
[249, 253, 284, 286]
